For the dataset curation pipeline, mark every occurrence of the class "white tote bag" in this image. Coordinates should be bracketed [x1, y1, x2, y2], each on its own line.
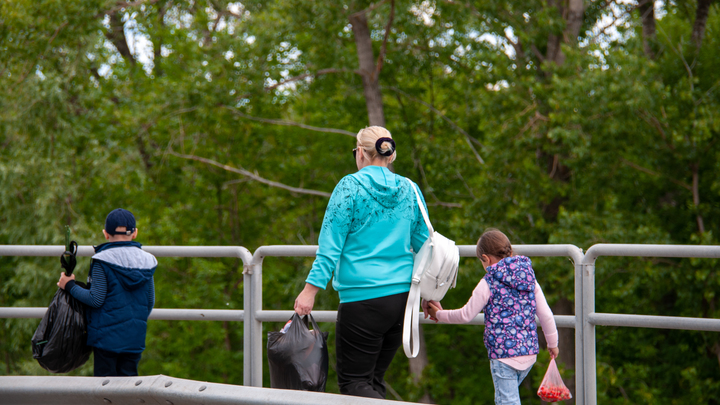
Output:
[402, 180, 460, 358]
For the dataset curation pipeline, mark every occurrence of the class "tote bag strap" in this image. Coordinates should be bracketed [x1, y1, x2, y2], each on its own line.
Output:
[408, 180, 434, 236]
[402, 277, 423, 358]
[402, 179, 434, 358]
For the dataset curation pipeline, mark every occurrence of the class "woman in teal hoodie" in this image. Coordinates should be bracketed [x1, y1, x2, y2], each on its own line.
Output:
[295, 126, 429, 398]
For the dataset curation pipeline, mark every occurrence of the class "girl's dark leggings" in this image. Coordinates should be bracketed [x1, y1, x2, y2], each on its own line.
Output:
[335, 291, 409, 398]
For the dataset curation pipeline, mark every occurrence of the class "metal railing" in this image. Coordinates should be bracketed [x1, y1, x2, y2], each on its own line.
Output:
[580, 244, 720, 405]
[1, 243, 720, 405]
[244, 244, 583, 391]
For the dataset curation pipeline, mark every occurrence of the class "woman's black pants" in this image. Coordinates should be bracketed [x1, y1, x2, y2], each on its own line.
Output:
[336, 291, 408, 398]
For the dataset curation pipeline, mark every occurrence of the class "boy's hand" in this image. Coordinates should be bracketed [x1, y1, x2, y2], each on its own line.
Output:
[549, 347, 559, 359]
[57, 272, 75, 290]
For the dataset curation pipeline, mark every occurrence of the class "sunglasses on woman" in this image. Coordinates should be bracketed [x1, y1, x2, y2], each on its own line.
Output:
[353, 148, 358, 159]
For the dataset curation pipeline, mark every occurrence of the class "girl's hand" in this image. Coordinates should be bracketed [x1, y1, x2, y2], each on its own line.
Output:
[549, 347, 559, 359]
[427, 300, 442, 322]
[422, 299, 441, 321]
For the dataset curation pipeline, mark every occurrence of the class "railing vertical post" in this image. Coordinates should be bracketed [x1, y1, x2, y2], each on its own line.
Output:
[250, 255, 264, 387]
[243, 267, 252, 386]
[574, 259, 584, 405]
[582, 262, 596, 405]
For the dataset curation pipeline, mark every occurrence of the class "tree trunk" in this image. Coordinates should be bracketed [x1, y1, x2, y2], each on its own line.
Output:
[153, 1, 171, 76]
[546, 0, 564, 65]
[691, 0, 714, 50]
[350, 6, 429, 399]
[409, 324, 433, 403]
[564, 0, 584, 45]
[545, 0, 585, 65]
[105, 11, 135, 66]
[638, 0, 657, 59]
[349, 12, 386, 127]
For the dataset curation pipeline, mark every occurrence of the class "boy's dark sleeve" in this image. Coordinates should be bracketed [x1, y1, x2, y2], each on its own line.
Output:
[67, 262, 107, 308]
[147, 276, 155, 312]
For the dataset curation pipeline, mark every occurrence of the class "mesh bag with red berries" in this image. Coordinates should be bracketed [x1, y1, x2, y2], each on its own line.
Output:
[537, 358, 572, 402]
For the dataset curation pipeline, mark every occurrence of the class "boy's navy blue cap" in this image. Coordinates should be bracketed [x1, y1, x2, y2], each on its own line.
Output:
[105, 208, 136, 235]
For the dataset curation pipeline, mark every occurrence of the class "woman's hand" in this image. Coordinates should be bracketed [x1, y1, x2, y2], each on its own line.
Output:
[421, 299, 430, 318]
[294, 284, 320, 316]
[426, 300, 442, 322]
[549, 347, 559, 359]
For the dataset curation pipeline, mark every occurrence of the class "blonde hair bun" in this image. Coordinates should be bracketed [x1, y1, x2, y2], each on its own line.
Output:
[356, 126, 396, 160]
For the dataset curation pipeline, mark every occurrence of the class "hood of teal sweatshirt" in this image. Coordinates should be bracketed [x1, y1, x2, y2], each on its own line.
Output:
[350, 166, 412, 209]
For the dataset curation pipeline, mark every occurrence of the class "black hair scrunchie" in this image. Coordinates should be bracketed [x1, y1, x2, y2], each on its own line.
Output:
[375, 137, 396, 156]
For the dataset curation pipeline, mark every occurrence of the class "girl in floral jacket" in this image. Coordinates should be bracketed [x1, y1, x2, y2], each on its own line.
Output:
[426, 228, 559, 405]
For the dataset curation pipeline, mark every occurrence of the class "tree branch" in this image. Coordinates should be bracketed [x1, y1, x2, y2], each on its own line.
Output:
[530, 44, 546, 63]
[374, 0, 395, 79]
[265, 68, 364, 92]
[588, 5, 633, 45]
[620, 158, 691, 191]
[637, 109, 674, 150]
[223, 106, 356, 137]
[691, 163, 705, 233]
[105, 10, 135, 65]
[657, 24, 694, 91]
[386, 86, 485, 164]
[169, 150, 332, 198]
[505, 31, 525, 60]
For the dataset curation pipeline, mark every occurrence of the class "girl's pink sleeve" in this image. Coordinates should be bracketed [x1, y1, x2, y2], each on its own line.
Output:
[535, 282, 558, 348]
[436, 279, 491, 324]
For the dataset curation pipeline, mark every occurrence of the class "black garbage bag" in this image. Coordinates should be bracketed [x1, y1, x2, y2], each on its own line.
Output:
[31, 241, 92, 373]
[267, 313, 329, 391]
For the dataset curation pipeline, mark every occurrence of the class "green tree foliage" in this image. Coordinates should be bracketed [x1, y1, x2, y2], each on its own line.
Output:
[1, 0, 719, 403]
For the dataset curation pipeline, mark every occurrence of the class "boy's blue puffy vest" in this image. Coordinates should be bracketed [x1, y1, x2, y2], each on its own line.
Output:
[86, 242, 157, 353]
[483, 255, 540, 359]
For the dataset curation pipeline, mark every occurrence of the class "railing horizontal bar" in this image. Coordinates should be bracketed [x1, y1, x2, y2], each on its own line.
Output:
[588, 313, 720, 332]
[150, 309, 244, 322]
[0, 307, 47, 319]
[459, 244, 584, 262]
[256, 310, 336, 323]
[0, 307, 575, 328]
[0, 308, 244, 322]
[0, 245, 253, 263]
[583, 244, 720, 263]
[0, 375, 418, 405]
[256, 310, 576, 328]
[253, 245, 318, 259]
[253, 244, 583, 261]
[0, 245, 95, 257]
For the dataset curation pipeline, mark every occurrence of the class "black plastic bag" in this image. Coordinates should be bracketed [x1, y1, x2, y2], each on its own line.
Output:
[31, 241, 92, 373]
[267, 313, 329, 391]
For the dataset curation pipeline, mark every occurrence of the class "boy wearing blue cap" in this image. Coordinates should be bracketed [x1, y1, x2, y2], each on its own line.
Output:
[58, 208, 157, 376]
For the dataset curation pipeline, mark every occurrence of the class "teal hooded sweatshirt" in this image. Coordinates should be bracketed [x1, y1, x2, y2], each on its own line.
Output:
[306, 166, 430, 303]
